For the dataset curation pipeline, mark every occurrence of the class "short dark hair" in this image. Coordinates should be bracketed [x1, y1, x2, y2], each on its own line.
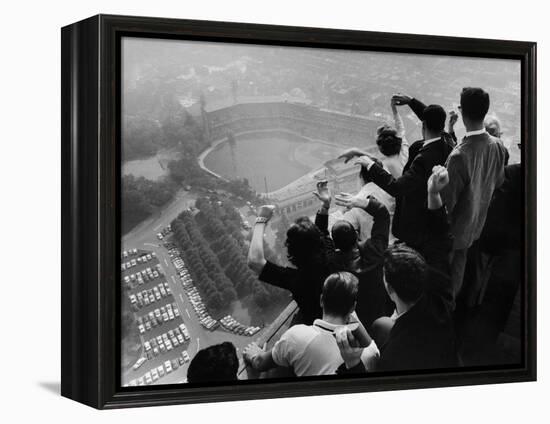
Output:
[187, 342, 239, 383]
[383, 244, 427, 303]
[460, 87, 490, 121]
[331, 220, 357, 251]
[321, 272, 359, 317]
[376, 125, 402, 157]
[423, 104, 446, 133]
[286, 216, 325, 269]
[359, 157, 383, 184]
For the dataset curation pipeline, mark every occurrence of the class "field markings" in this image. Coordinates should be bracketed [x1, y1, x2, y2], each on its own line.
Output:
[144, 242, 157, 247]
[196, 338, 200, 351]
[164, 258, 169, 267]
[186, 309, 191, 319]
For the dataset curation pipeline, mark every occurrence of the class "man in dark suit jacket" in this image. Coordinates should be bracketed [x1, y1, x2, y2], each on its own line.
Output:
[352, 101, 454, 269]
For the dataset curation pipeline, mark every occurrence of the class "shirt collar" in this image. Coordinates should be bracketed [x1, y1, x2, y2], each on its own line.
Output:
[422, 136, 441, 147]
[464, 128, 487, 138]
[313, 319, 341, 332]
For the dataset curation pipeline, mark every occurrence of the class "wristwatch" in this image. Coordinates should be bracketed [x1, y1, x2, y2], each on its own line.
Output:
[255, 216, 269, 224]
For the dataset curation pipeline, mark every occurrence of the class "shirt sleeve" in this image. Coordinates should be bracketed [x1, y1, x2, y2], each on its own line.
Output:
[271, 328, 297, 367]
[358, 197, 390, 265]
[258, 261, 296, 292]
[366, 155, 428, 198]
[360, 340, 380, 371]
[409, 97, 427, 121]
[441, 151, 468, 214]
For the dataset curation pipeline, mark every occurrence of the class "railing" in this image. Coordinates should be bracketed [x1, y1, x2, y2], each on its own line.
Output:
[237, 301, 299, 379]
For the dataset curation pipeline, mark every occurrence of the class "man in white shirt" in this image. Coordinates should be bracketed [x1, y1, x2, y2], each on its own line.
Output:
[243, 272, 379, 377]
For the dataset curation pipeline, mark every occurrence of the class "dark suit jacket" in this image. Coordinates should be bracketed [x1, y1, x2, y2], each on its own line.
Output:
[479, 164, 521, 254]
[365, 138, 453, 253]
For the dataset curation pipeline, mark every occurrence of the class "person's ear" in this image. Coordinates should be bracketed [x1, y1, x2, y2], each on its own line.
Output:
[320, 294, 324, 309]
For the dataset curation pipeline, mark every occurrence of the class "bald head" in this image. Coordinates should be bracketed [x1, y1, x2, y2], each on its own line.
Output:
[485, 115, 502, 138]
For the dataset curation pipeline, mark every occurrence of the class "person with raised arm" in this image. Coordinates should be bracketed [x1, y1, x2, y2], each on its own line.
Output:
[346, 99, 453, 267]
[247, 204, 331, 325]
[339, 97, 410, 179]
[312, 180, 392, 328]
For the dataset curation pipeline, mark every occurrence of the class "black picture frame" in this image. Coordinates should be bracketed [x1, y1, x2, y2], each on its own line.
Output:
[61, 14, 537, 409]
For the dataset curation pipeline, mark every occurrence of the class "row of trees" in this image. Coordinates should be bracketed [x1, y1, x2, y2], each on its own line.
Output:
[192, 198, 287, 313]
[171, 198, 288, 319]
[172, 212, 238, 314]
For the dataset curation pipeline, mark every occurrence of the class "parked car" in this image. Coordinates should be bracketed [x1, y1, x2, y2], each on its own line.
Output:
[133, 357, 146, 370]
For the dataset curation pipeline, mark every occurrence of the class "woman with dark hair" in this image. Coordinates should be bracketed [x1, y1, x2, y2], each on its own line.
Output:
[247, 205, 332, 325]
[339, 97, 410, 179]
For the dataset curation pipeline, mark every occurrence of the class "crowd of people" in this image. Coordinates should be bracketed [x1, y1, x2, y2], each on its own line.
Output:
[186, 87, 521, 383]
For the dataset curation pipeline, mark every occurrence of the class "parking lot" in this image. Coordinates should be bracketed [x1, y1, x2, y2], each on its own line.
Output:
[121, 247, 192, 386]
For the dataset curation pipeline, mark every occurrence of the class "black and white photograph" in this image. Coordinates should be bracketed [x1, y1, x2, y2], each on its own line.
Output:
[120, 37, 524, 387]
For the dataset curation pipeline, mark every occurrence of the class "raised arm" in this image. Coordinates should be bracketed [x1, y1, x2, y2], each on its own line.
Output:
[391, 98, 406, 139]
[392, 93, 426, 121]
[247, 205, 275, 275]
[312, 180, 331, 235]
[354, 154, 428, 198]
[424, 166, 454, 287]
[333, 194, 390, 264]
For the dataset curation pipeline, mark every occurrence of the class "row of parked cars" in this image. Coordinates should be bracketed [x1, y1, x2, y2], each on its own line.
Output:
[143, 324, 191, 359]
[129, 282, 172, 311]
[157, 225, 172, 241]
[137, 302, 181, 334]
[121, 251, 157, 271]
[123, 264, 163, 289]
[122, 248, 139, 258]
[186, 286, 219, 331]
[165, 246, 220, 331]
[128, 351, 191, 386]
[219, 315, 261, 337]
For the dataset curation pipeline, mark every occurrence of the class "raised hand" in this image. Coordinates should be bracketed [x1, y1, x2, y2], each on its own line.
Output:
[334, 192, 369, 210]
[391, 93, 412, 106]
[428, 165, 449, 194]
[338, 147, 368, 164]
[449, 110, 459, 127]
[256, 205, 276, 222]
[354, 155, 375, 169]
[312, 180, 331, 208]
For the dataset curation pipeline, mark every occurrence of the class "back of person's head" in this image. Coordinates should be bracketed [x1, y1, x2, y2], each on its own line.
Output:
[423, 104, 446, 134]
[286, 216, 325, 268]
[321, 271, 359, 317]
[460, 87, 490, 122]
[383, 244, 427, 303]
[359, 157, 383, 184]
[331, 220, 358, 252]
[376, 125, 402, 157]
[187, 342, 239, 383]
[484, 114, 502, 137]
